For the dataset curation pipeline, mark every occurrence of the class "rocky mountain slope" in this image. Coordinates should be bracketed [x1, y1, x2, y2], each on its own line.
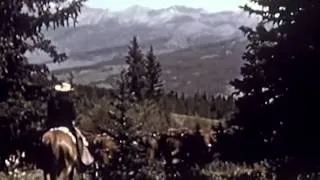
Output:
[29, 5, 260, 94]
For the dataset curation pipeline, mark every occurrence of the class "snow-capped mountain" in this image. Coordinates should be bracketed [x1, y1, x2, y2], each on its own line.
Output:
[76, 5, 210, 26]
[34, 5, 260, 71]
[47, 5, 259, 48]
[38, 5, 262, 94]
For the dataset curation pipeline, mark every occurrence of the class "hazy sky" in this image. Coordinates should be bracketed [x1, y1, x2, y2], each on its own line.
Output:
[85, 0, 252, 12]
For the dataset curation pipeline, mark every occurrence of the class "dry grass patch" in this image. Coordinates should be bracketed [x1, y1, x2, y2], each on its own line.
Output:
[170, 113, 226, 129]
[201, 160, 276, 180]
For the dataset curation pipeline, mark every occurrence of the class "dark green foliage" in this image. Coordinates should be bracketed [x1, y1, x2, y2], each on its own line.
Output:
[0, 0, 85, 167]
[73, 85, 234, 122]
[125, 36, 146, 102]
[124, 37, 164, 103]
[110, 70, 136, 136]
[145, 45, 163, 101]
[224, 0, 320, 167]
[102, 70, 150, 179]
[159, 91, 235, 120]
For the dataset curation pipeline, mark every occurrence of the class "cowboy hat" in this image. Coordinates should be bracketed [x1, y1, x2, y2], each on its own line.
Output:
[54, 82, 74, 92]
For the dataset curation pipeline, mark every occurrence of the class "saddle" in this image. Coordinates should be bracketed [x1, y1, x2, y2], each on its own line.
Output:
[74, 126, 94, 165]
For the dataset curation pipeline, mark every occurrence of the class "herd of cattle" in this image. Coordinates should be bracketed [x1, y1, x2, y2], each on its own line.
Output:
[8, 125, 221, 179]
[84, 126, 219, 177]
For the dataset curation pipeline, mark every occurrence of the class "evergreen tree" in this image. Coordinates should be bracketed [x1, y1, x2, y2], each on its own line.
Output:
[108, 70, 135, 138]
[209, 95, 217, 118]
[0, 0, 85, 163]
[105, 70, 150, 179]
[145, 45, 163, 101]
[227, 0, 320, 163]
[125, 36, 146, 102]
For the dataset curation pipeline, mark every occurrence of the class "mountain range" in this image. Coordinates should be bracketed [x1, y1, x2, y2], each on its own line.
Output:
[28, 5, 261, 95]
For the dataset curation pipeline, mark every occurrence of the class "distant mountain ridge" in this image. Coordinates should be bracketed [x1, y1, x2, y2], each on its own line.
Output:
[27, 5, 260, 94]
[28, 5, 259, 71]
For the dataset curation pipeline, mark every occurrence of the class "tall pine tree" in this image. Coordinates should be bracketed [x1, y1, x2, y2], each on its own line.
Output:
[145, 45, 163, 101]
[125, 36, 146, 102]
[227, 0, 320, 164]
[0, 0, 85, 164]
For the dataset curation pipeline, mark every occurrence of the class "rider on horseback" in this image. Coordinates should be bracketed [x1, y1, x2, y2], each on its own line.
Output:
[47, 82, 93, 166]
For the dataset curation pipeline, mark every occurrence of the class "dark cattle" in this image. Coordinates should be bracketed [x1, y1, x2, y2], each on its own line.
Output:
[85, 133, 119, 179]
[156, 128, 193, 165]
[180, 127, 216, 166]
[139, 133, 160, 163]
[156, 126, 216, 167]
[91, 133, 119, 165]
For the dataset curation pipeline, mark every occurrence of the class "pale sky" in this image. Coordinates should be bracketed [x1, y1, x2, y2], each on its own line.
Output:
[85, 0, 253, 12]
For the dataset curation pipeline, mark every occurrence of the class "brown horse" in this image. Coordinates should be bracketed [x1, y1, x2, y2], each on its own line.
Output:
[42, 127, 94, 180]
